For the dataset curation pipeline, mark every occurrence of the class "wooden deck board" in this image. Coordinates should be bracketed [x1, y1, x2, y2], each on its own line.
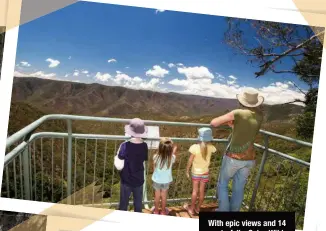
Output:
[141, 203, 218, 218]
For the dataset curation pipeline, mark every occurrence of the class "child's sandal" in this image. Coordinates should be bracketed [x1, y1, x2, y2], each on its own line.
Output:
[151, 206, 160, 214]
[183, 204, 195, 216]
[160, 208, 169, 215]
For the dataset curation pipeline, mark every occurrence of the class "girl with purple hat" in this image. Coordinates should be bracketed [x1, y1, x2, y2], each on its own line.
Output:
[115, 118, 149, 212]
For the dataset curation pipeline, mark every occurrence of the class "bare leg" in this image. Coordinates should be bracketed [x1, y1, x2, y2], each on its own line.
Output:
[197, 181, 206, 213]
[154, 190, 160, 214]
[190, 180, 199, 213]
[161, 189, 168, 215]
[161, 190, 168, 214]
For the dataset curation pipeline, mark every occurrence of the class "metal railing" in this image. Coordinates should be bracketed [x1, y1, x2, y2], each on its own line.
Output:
[2, 114, 311, 228]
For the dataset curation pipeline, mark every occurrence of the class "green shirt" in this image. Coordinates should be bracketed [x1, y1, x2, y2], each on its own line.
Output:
[228, 109, 263, 153]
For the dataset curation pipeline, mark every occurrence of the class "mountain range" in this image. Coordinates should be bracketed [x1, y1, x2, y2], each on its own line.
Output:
[11, 77, 304, 122]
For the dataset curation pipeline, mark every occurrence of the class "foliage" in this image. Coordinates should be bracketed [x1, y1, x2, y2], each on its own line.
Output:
[2, 99, 312, 230]
[224, 18, 323, 140]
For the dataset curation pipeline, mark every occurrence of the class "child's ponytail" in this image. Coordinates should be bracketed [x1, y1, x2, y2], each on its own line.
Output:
[200, 141, 208, 161]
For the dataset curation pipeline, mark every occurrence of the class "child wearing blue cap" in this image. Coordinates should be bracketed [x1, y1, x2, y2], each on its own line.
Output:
[184, 127, 217, 215]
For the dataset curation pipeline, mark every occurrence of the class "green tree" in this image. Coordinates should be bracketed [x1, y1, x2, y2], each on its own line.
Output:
[223, 19, 324, 140]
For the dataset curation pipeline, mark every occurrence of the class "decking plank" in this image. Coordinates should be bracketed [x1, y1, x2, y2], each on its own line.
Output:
[140, 204, 218, 218]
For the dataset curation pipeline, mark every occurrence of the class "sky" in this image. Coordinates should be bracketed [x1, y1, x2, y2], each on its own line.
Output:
[14, 2, 313, 105]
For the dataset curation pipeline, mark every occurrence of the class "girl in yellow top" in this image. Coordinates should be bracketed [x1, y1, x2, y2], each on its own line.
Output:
[184, 127, 216, 215]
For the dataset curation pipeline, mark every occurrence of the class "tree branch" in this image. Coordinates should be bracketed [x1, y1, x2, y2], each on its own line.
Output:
[271, 69, 296, 74]
[287, 80, 307, 96]
[255, 30, 325, 77]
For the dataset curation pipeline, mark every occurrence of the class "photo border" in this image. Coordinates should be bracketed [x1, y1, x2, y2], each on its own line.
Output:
[0, 1, 325, 230]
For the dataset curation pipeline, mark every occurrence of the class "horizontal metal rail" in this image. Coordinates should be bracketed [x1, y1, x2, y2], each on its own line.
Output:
[6, 114, 312, 149]
[4, 132, 310, 168]
[6, 114, 215, 148]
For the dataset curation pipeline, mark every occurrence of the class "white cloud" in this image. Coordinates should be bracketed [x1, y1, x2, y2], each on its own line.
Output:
[14, 70, 56, 79]
[146, 65, 169, 78]
[46, 58, 60, 68]
[275, 82, 289, 89]
[95, 72, 112, 82]
[168, 63, 175, 68]
[287, 81, 294, 86]
[177, 66, 214, 80]
[228, 75, 237, 80]
[108, 59, 117, 63]
[113, 72, 161, 90]
[168, 79, 189, 87]
[155, 9, 165, 14]
[14, 70, 83, 83]
[177, 63, 184, 66]
[139, 78, 160, 90]
[125, 67, 129, 69]
[68, 56, 72, 60]
[168, 77, 305, 105]
[64, 74, 69, 78]
[93, 71, 162, 91]
[227, 80, 236, 85]
[260, 82, 305, 105]
[73, 70, 79, 77]
[216, 73, 225, 81]
[82, 70, 89, 74]
[115, 73, 134, 84]
[20, 61, 31, 67]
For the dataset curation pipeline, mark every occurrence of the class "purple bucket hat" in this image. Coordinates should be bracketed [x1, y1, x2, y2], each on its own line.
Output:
[125, 118, 148, 138]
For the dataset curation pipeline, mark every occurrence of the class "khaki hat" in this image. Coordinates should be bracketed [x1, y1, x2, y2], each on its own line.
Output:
[236, 88, 264, 108]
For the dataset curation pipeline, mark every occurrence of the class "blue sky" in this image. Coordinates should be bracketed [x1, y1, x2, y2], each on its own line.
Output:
[14, 2, 311, 104]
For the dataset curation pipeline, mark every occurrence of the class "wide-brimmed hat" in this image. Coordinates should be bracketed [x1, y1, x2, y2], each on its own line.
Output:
[198, 127, 213, 142]
[125, 118, 148, 138]
[236, 88, 264, 108]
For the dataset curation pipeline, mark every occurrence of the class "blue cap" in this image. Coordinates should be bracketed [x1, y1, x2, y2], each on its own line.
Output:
[198, 127, 213, 142]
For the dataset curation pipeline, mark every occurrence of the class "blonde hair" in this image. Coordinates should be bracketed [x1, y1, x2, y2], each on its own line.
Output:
[200, 141, 209, 161]
[156, 137, 173, 169]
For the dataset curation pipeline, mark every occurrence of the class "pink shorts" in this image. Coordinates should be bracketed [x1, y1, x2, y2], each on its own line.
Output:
[192, 172, 209, 183]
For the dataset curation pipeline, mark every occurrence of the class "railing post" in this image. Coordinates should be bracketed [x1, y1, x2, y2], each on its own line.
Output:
[67, 119, 72, 204]
[23, 146, 31, 200]
[249, 135, 269, 210]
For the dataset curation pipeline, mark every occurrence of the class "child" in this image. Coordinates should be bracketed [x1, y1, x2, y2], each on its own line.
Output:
[151, 138, 177, 215]
[115, 118, 148, 213]
[184, 127, 216, 215]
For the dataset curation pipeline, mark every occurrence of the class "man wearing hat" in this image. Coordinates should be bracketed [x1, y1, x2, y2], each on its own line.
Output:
[210, 88, 264, 212]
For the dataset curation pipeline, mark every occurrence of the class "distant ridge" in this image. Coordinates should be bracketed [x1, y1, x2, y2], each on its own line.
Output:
[11, 77, 304, 121]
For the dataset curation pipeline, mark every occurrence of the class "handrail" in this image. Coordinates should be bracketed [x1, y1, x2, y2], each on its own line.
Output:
[6, 114, 312, 148]
[2, 115, 312, 227]
[4, 132, 229, 166]
[4, 131, 310, 167]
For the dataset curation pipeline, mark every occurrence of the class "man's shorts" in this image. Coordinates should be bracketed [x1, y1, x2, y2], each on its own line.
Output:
[192, 172, 209, 183]
[152, 181, 171, 190]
